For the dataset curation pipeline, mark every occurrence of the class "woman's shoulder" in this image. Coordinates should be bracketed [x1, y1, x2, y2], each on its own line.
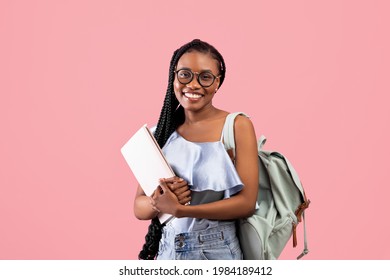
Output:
[231, 113, 253, 130]
[231, 113, 256, 143]
[218, 109, 254, 136]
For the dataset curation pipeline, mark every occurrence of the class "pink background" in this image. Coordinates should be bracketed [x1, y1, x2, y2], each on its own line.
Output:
[1, 0, 389, 259]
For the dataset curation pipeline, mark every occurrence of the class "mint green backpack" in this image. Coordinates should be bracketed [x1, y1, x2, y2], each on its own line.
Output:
[222, 112, 311, 260]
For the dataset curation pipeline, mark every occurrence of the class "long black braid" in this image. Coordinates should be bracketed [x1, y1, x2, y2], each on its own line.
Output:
[138, 39, 226, 260]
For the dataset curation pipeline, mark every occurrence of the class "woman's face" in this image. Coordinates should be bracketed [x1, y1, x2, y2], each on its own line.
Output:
[173, 51, 220, 112]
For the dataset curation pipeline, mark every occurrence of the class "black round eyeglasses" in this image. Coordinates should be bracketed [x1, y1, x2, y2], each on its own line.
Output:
[174, 69, 220, 87]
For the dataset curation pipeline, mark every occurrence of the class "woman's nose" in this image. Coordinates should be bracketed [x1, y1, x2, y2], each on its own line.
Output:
[186, 75, 202, 89]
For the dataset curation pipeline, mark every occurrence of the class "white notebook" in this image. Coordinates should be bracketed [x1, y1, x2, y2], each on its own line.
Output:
[121, 124, 175, 224]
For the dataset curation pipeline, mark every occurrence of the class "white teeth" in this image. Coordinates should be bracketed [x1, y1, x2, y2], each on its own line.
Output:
[184, 93, 202, 99]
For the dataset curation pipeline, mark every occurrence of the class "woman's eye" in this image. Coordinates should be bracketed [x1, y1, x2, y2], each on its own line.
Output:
[200, 73, 213, 80]
[178, 70, 191, 78]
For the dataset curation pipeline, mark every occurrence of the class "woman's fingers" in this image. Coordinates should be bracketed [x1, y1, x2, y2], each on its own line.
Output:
[150, 179, 190, 215]
[158, 178, 169, 192]
[149, 179, 181, 215]
[178, 196, 191, 205]
[177, 189, 191, 201]
[162, 176, 183, 184]
[169, 180, 188, 192]
[148, 196, 160, 213]
[158, 178, 177, 197]
[168, 179, 189, 194]
[170, 181, 191, 205]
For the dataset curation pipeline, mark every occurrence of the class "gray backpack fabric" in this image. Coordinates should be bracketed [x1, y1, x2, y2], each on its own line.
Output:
[222, 112, 310, 260]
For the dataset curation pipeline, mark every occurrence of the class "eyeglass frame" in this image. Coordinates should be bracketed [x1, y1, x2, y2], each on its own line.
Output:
[174, 68, 221, 88]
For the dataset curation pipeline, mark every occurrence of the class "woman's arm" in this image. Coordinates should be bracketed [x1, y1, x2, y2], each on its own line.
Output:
[152, 115, 259, 219]
[134, 185, 158, 220]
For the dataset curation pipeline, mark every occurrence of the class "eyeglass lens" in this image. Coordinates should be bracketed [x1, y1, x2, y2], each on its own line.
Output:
[176, 69, 215, 87]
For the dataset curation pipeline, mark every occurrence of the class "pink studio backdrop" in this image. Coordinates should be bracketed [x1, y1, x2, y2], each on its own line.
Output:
[1, 0, 389, 260]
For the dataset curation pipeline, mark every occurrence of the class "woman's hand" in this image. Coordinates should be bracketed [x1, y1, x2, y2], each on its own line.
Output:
[135, 176, 190, 220]
[150, 179, 183, 216]
[163, 176, 191, 205]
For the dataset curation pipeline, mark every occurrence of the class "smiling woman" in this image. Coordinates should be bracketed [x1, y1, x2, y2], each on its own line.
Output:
[173, 51, 220, 112]
[133, 39, 259, 260]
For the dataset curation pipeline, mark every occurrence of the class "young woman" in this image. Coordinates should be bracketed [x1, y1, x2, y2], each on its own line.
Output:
[134, 39, 259, 260]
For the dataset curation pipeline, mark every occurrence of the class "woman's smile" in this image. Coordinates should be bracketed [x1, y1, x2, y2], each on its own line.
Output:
[183, 91, 204, 101]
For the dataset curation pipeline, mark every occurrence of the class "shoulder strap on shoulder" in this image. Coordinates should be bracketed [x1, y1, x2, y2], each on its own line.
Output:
[222, 112, 249, 158]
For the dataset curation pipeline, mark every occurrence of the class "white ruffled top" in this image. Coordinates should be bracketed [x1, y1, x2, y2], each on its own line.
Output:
[160, 130, 244, 233]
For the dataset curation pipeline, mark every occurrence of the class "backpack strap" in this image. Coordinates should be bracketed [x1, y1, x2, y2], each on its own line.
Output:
[258, 135, 267, 150]
[297, 211, 309, 259]
[222, 112, 249, 158]
[296, 191, 311, 259]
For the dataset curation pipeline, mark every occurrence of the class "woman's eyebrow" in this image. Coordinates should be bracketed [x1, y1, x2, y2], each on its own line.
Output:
[176, 66, 213, 72]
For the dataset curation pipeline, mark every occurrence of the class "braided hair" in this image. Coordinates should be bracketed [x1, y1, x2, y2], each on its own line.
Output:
[138, 39, 226, 260]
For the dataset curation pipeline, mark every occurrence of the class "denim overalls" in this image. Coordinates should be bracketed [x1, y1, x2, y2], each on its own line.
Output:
[157, 221, 242, 260]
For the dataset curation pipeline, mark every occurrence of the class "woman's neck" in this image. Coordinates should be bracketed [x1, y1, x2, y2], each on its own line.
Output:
[183, 105, 220, 125]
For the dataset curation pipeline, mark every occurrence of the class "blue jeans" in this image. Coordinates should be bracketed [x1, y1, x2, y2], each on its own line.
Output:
[157, 222, 242, 260]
